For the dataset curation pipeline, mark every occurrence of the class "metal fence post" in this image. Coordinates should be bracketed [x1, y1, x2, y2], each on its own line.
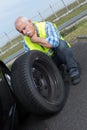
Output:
[61, 0, 69, 12]
[49, 4, 57, 18]
[4, 32, 13, 47]
[38, 11, 44, 21]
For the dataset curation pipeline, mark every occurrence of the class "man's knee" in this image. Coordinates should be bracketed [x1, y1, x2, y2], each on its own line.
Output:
[58, 39, 69, 51]
[59, 39, 71, 48]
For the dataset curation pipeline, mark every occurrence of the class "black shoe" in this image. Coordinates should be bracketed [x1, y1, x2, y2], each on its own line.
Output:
[69, 68, 80, 85]
[71, 74, 80, 85]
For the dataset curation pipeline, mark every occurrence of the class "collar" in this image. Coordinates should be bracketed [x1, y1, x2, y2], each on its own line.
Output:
[33, 23, 39, 37]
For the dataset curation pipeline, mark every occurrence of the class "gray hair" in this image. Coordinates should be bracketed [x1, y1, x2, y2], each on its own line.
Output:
[15, 16, 29, 28]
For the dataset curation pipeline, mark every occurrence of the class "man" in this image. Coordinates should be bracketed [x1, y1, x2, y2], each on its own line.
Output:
[15, 16, 80, 85]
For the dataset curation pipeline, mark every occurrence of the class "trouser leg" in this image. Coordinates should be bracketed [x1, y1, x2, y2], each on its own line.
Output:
[54, 39, 80, 85]
[54, 39, 78, 70]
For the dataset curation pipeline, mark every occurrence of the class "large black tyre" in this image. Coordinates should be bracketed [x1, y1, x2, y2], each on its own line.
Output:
[11, 50, 67, 115]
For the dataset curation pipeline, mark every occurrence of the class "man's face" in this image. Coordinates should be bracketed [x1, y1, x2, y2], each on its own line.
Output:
[16, 20, 35, 37]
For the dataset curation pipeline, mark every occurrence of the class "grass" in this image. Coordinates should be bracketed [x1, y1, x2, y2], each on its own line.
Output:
[55, 3, 87, 26]
[1, 35, 23, 52]
[63, 19, 87, 42]
[0, 43, 23, 60]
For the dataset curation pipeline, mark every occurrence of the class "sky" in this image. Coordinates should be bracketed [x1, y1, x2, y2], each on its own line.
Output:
[0, 0, 75, 47]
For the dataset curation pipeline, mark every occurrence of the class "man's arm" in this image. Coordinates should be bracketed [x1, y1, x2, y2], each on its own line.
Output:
[45, 22, 60, 48]
[30, 34, 52, 48]
[30, 22, 60, 48]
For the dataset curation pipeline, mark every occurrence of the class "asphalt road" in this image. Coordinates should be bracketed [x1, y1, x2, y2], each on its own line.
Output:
[18, 37, 87, 130]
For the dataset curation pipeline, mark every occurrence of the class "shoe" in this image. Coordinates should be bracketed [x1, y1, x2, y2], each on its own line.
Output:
[59, 64, 69, 82]
[69, 68, 80, 85]
[71, 74, 80, 85]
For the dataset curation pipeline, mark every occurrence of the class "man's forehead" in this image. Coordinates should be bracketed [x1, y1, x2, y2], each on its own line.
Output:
[16, 21, 24, 31]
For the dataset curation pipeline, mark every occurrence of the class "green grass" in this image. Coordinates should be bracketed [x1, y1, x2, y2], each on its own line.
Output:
[1, 35, 23, 52]
[55, 4, 87, 26]
[63, 19, 87, 42]
[0, 43, 23, 61]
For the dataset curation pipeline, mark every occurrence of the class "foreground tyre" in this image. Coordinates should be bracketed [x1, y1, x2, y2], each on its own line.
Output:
[11, 50, 67, 115]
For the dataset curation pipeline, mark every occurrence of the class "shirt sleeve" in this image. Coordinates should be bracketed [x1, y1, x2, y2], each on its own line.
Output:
[46, 22, 60, 48]
[23, 41, 30, 52]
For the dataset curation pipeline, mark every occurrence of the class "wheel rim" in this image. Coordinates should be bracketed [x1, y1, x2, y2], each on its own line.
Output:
[32, 67, 49, 98]
[31, 59, 62, 104]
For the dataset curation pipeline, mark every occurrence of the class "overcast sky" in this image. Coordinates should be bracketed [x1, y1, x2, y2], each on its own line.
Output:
[0, 0, 57, 33]
[0, 0, 75, 47]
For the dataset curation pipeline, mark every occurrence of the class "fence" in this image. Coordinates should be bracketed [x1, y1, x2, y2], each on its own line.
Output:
[30, 0, 86, 21]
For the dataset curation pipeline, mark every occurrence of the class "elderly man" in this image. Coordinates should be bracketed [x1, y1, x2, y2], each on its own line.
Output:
[15, 16, 80, 85]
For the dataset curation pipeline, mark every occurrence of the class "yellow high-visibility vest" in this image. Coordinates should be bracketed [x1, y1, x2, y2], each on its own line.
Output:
[24, 22, 71, 57]
[24, 22, 54, 57]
